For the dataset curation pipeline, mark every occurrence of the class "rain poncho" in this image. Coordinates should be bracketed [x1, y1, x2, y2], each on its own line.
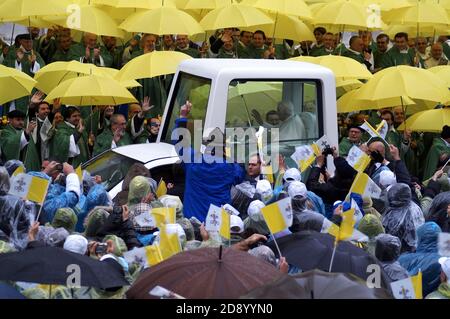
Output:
[0, 166, 32, 250]
[375, 234, 409, 282]
[282, 179, 325, 215]
[230, 182, 257, 220]
[398, 222, 442, 275]
[426, 191, 450, 232]
[43, 183, 79, 224]
[290, 210, 325, 233]
[112, 163, 152, 206]
[0, 240, 16, 254]
[127, 176, 151, 206]
[358, 214, 385, 256]
[75, 184, 110, 232]
[248, 245, 277, 267]
[83, 208, 110, 239]
[243, 200, 270, 236]
[103, 234, 128, 257]
[4, 160, 25, 176]
[51, 208, 78, 233]
[36, 226, 69, 247]
[382, 183, 425, 253]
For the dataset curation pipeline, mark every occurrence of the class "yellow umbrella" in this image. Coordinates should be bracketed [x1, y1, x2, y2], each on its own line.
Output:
[44, 5, 125, 38]
[242, 0, 313, 21]
[93, 0, 176, 9]
[428, 66, 450, 88]
[0, 0, 71, 19]
[397, 108, 450, 133]
[385, 24, 450, 38]
[352, 66, 450, 111]
[185, 0, 231, 10]
[0, 17, 57, 28]
[0, 65, 36, 105]
[289, 55, 373, 80]
[383, 2, 450, 28]
[93, 67, 142, 88]
[199, 3, 273, 30]
[337, 89, 416, 113]
[336, 78, 363, 97]
[115, 51, 193, 82]
[119, 7, 204, 35]
[243, 14, 315, 42]
[312, 0, 382, 31]
[44, 74, 137, 106]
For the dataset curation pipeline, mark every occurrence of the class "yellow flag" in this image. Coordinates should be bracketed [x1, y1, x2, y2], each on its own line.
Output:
[12, 165, 25, 177]
[261, 165, 274, 184]
[219, 208, 230, 240]
[152, 207, 176, 227]
[159, 225, 182, 260]
[260, 197, 293, 234]
[339, 208, 356, 241]
[411, 271, 423, 299]
[349, 172, 381, 199]
[75, 166, 83, 183]
[156, 179, 167, 198]
[146, 244, 163, 267]
[10, 173, 50, 204]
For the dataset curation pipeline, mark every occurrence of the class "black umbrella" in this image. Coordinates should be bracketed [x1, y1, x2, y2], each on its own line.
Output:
[0, 283, 26, 299]
[242, 269, 392, 299]
[266, 231, 392, 289]
[0, 247, 129, 289]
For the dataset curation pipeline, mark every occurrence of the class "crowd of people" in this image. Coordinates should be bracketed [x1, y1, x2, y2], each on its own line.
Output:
[0, 25, 450, 299]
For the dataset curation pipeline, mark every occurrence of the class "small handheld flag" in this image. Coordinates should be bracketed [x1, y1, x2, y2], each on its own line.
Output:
[260, 197, 293, 234]
[75, 166, 83, 183]
[205, 204, 231, 240]
[156, 178, 167, 198]
[349, 172, 382, 199]
[391, 271, 422, 299]
[152, 207, 176, 227]
[346, 145, 371, 173]
[12, 165, 25, 177]
[9, 173, 50, 204]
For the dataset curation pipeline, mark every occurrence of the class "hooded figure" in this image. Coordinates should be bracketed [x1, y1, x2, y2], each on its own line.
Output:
[36, 226, 69, 247]
[243, 200, 270, 236]
[0, 166, 30, 250]
[398, 222, 442, 293]
[128, 176, 151, 206]
[83, 208, 109, 239]
[51, 208, 78, 233]
[75, 184, 109, 232]
[375, 234, 409, 281]
[382, 183, 425, 253]
[113, 163, 152, 206]
[290, 210, 325, 233]
[358, 214, 385, 256]
[426, 191, 450, 232]
[248, 245, 277, 267]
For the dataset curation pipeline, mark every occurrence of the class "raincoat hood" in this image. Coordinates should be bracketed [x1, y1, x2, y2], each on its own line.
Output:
[375, 234, 402, 262]
[0, 166, 10, 194]
[128, 176, 151, 206]
[52, 208, 78, 233]
[159, 195, 183, 219]
[358, 214, 385, 239]
[416, 222, 441, 253]
[387, 183, 411, 208]
[84, 208, 109, 238]
[122, 163, 151, 191]
[85, 185, 109, 213]
[103, 234, 128, 257]
[290, 211, 324, 233]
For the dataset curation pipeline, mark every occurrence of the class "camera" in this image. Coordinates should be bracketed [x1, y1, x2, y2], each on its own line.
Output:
[322, 147, 334, 156]
[95, 243, 108, 256]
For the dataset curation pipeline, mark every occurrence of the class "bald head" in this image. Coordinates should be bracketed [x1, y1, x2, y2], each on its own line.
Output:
[83, 32, 97, 49]
[431, 43, 444, 60]
[369, 141, 386, 158]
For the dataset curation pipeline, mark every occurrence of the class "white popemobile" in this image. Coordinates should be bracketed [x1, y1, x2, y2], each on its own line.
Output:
[82, 59, 338, 199]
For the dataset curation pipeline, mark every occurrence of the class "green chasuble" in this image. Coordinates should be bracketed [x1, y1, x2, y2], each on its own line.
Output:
[339, 138, 361, 157]
[0, 125, 24, 162]
[309, 46, 337, 57]
[423, 138, 450, 180]
[23, 134, 41, 172]
[51, 48, 71, 62]
[342, 49, 366, 64]
[93, 129, 132, 157]
[380, 46, 415, 68]
[217, 48, 236, 59]
[49, 122, 89, 168]
[443, 42, 450, 60]
[100, 45, 124, 69]
[236, 42, 250, 59]
[373, 49, 387, 69]
[175, 47, 200, 58]
[402, 132, 425, 179]
[3, 48, 46, 115]
[67, 43, 113, 67]
[247, 45, 268, 59]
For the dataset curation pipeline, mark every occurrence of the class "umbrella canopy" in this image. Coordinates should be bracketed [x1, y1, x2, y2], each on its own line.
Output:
[336, 78, 363, 97]
[244, 14, 315, 42]
[242, 0, 313, 21]
[184, 0, 231, 10]
[0, 283, 26, 299]
[266, 231, 392, 289]
[44, 74, 138, 106]
[397, 108, 450, 133]
[0, 0, 70, 19]
[45, 5, 125, 38]
[199, 3, 273, 31]
[0, 64, 37, 105]
[119, 7, 204, 36]
[428, 65, 450, 88]
[352, 65, 450, 110]
[0, 246, 129, 289]
[115, 51, 193, 82]
[243, 269, 392, 299]
[93, 0, 177, 9]
[126, 247, 282, 299]
[289, 55, 373, 80]
[383, 2, 450, 27]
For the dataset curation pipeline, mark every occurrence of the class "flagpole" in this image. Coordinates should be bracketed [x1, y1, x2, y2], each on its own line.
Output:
[35, 186, 50, 222]
[269, 231, 283, 259]
[328, 239, 338, 272]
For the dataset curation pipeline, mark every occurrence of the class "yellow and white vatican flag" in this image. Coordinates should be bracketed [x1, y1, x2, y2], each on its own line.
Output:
[290, 136, 330, 172]
[123, 245, 163, 269]
[360, 120, 388, 143]
[346, 145, 371, 173]
[9, 173, 50, 204]
[349, 172, 382, 199]
[152, 207, 176, 227]
[205, 204, 231, 240]
[159, 224, 182, 260]
[391, 271, 423, 299]
[12, 165, 25, 177]
[260, 197, 293, 234]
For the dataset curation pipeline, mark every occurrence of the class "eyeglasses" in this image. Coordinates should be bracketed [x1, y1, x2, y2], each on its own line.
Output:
[150, 123, 160, 127]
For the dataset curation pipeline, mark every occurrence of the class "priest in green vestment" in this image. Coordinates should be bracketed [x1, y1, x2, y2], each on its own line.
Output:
[49, 107, 89, 168]
[67, 32, 111, 67]
[339, 125, 364, 157]
[50, 35, 73, 63]
[373, 34, 390, 72]
[247, 31, 270, 59]
[0, 110, 36, 164]
[381, 32, 417, 69]
[93, 114, 132, 157]
[423, 126, 450, 180]
[175, 34, 200, 58]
